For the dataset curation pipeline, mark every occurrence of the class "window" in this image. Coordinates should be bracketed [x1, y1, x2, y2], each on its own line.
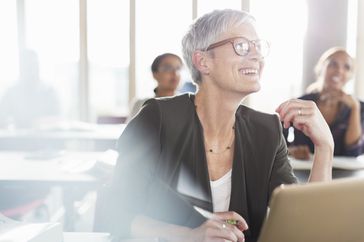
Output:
[345, 0, 358, 94]
[88, 0, 130, 118]
[198, 0, 241, 16]
[347, 0, 358, 56]
[249, 0, 308, 113]
[135, 0, 192, 99]
[0, 1, 18, 96]
[0, 0, 321, 122]
[25, 0, 79, 119]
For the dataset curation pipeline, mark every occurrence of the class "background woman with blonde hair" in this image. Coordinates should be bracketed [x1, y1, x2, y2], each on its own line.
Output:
[286, 47, 364, 159]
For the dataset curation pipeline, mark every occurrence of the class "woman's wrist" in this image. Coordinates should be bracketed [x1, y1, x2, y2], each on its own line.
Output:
[313, 144, 334, 169]
[314, 136, 334, 153]
[314, 142, 334, 161]
[310, 144, 333, 182]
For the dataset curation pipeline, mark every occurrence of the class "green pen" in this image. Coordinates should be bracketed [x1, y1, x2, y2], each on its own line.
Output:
[194, 206, 243, 230]
[226, 219, 238, 225]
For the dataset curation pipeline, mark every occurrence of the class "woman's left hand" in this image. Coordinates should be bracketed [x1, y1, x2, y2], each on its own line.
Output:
[276, 99, 334, 149]
[320, 90, 360, 110]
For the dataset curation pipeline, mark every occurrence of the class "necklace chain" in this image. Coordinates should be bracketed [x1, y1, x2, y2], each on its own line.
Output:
[205, 126, 235, 155]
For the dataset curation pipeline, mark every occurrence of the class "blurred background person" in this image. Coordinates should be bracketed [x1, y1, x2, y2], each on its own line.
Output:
[127, 53, 182, 121]
[0, 49, 58, 221]
[284, 47, 364, 159]
[0, 49, 60, 129]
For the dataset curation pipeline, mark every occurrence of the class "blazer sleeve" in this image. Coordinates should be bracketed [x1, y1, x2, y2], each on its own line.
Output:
[106, 99, 162, 238]
[269, 116, 298, 198]
[106, 99, 205, 239]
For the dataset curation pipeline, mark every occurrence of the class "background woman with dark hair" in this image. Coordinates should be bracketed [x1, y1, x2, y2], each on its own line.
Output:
[127, 53, 182, 121]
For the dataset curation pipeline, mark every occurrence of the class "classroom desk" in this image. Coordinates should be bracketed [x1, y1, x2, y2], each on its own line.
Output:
[63, 233, 161, 242]
[290, 155, 364, 182]
[0, 124, 125, 151]
[64, 232, 111, 242]
[0, 151, 117, 231]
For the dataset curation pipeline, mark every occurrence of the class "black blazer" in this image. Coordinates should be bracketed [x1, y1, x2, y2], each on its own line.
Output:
[106, 94, 297, 242]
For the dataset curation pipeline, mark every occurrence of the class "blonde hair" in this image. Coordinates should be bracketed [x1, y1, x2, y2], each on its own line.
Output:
[306, 47, 354, 93]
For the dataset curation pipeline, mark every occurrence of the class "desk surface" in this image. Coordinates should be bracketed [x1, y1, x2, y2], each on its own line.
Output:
[64, 232, 110, 242]
[0, 124, 125, 151]
[0, 151, 117, 185]
[290, 155, 364, 170]
[0, 124, 125, 140]
[290, 155, 364, 182]
[63, 233, 160, 242]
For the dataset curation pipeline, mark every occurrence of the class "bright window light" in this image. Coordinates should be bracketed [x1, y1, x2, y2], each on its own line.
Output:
[345, 0, 358, 94]
[135, 0, 192, 99]
[25, 0, 79, 119]
[198, 0, 241, 16]
[347, 0, 358, 56]
[0, 1, 18, 93]
[250, 0, 308, 113]
[88, 0, 130, 117]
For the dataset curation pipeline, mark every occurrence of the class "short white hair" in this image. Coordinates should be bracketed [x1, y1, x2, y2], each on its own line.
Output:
[182, 9, 255, 84]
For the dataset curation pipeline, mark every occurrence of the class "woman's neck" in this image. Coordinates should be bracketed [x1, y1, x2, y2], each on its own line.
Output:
[195, 84, 245, 137]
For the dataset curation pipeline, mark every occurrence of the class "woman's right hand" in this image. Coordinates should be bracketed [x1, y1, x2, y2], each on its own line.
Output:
[186, 211, 248, 242]
[276, 99, 334, 150]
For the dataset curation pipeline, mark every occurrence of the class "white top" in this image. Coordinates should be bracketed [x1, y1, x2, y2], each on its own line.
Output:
[210, 169, 232, 212]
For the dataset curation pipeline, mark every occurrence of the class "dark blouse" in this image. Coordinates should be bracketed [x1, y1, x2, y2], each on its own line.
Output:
[105, 94, 297, 242]
[283, 93, 364, 156]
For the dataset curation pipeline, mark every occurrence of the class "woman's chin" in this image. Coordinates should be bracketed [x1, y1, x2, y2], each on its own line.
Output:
[237, 82, 261, 95]
[251, 85, 261, 94]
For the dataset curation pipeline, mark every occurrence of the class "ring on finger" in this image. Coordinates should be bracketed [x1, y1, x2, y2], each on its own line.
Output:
[298, 108, 302, 116]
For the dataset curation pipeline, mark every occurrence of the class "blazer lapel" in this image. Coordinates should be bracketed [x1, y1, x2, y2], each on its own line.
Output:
[175, 106, 213, 212]
[229, 116, 251, 236]
[192, 110, 213, 211]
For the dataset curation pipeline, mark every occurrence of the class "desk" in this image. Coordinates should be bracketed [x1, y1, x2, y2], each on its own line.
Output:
[0, 124, 125, 151]
[0, 151, 117, 231]
[63, 233, 160, 242]
[290, 155, 364, 182]
[0, 151, 101, 184]
[64, 232, 110, 242]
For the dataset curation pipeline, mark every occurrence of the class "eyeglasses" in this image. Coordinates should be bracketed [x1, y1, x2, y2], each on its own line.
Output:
[206, 36, 270, 58]
[158, 65, 182, 73]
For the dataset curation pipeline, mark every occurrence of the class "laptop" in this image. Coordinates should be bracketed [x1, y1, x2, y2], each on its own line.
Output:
[258, 178, 364, 242]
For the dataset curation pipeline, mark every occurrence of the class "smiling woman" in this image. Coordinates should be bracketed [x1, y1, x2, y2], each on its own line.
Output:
[285, 47, 364, 159]
[105, 9, 334, 242]
[203, 34, 269, 91]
